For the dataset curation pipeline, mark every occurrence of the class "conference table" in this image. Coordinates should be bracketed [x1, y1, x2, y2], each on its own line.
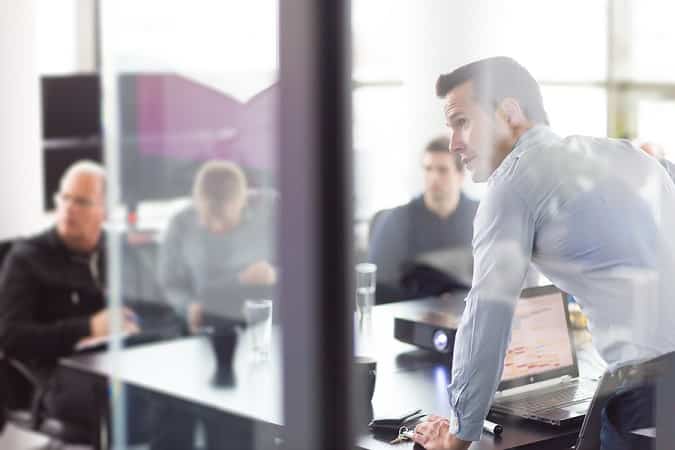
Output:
[60, 293, 605, 449]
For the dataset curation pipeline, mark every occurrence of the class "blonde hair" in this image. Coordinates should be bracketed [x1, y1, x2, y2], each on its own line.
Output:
[192, 160, 247, 217]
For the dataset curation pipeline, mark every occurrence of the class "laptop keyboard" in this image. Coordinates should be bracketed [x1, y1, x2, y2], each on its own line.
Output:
[496, 380, 596, 413]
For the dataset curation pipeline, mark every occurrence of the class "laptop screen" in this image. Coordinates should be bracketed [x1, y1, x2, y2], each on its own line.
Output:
[499, 286, 578, 389]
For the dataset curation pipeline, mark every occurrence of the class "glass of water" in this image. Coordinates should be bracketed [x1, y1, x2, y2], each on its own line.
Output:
[243, 299, 273, 361]
[355, 263, 376, 322]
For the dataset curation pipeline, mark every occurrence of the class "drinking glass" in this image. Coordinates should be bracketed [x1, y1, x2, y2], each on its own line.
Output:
[243, 299, 273, 361]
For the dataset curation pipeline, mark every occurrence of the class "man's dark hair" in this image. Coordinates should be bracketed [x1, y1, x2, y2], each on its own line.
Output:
[436, 56, 549, 125]
[424, 136, 463, 172]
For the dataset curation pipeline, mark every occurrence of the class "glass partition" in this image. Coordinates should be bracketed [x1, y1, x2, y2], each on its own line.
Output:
[354, 1, 674, 450]
[93, 1, 675, 449]
[100, 2, 286, 449]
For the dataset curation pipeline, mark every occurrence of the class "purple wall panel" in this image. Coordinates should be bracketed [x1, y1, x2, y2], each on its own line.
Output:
[134, 74, 277, 172]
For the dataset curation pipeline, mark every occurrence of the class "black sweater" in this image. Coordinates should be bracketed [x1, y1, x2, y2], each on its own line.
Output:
[0, 228, 104, 364]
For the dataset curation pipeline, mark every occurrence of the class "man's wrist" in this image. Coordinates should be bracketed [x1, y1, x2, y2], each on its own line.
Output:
[88, 315, 96, 337]
[447, 434, 471, 450]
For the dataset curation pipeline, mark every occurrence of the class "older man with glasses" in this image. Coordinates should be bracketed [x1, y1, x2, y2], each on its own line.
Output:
[0, 160, 140, 442]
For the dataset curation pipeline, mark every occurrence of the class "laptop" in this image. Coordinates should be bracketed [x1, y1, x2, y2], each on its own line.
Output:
[489, 285, 599, 426]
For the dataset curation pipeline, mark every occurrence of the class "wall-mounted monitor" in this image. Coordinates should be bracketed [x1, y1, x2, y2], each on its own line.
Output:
[41, 74, 101, 139]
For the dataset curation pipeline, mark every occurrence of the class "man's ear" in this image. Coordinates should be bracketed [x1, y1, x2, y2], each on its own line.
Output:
[497, 97, 527, 127]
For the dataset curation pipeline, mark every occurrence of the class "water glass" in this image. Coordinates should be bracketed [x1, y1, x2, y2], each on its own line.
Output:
[243, 299, 273, 361]
[355, 263, 376, 320]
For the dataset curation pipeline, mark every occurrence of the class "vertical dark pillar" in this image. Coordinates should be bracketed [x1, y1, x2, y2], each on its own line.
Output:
[279, 0, 353, 449]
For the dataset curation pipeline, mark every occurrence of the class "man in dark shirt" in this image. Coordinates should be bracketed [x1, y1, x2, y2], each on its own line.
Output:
[368, 137, 478, 302]
[0, 161, 139, 436]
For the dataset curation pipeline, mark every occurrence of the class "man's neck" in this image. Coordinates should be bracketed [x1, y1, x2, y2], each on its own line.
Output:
[424, 192, 461, 219]
[511, 123, 537, 150]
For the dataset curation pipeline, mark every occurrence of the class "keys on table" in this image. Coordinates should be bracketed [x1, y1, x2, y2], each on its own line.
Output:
[390, 426, 415, 444]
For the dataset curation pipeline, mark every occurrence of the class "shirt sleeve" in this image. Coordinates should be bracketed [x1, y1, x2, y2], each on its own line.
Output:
[0, 249, 90, 360]
[157, 213, 194, 316]
[448, 182, 535, 441]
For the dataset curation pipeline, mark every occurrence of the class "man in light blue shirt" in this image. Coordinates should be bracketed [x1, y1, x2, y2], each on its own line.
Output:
[413, 57, 675, 450]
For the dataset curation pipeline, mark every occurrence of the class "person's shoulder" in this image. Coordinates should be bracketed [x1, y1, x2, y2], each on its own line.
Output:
[460, 192, 478, 208]
[170, 204, 199, 226]
[161, 205, 200, 244]
[383, 197, 418, 223]
[247, 188, 278, 212]
[369, 200, 412, 239]
[13, 228, 55, 253]
[408, 194, 426, 209]
[245, 188, 278, 224]
[4, 228, 57, 266]
[559, 134, 636, 160]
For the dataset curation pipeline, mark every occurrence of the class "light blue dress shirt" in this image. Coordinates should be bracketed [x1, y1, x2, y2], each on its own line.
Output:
[448, 125, 675, 441]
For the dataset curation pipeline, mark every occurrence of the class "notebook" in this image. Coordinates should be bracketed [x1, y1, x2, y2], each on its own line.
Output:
[490, 285, 599, 426]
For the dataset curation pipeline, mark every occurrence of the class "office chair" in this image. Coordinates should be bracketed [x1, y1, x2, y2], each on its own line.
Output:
[0, 240, 13, 271]
[575, 350, 674, 450]
[368, 208, 392, 244]
[0, 350, 99, 446]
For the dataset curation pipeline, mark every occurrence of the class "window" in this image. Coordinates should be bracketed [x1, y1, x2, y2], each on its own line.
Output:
[352, 0, 609, 222]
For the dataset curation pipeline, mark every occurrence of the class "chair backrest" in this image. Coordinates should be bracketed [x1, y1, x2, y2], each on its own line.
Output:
[0, 354, 7, 432]
[575, 351, 675, 450]
[0, 240, 14, 273]
[368, 208, 391, 245]
[0, 240, 15, 432]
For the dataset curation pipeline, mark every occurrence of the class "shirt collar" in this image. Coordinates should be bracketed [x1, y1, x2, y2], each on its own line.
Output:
[49, 226, 104, 257]
[487, 124, 560, 183]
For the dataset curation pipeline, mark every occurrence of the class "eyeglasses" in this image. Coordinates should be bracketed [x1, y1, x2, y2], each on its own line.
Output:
[54, 193, 100, 209]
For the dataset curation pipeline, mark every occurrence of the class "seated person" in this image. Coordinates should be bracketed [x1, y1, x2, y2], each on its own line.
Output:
[0, 161, 140, 438]
[368, 136, 478, 302]
[158, 160, 277, 332]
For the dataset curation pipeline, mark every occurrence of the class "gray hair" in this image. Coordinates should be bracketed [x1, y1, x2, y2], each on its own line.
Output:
[59, 160, 107, 194]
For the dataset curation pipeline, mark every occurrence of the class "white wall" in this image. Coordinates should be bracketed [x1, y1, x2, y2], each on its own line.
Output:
[400, 1, 507, 200]
[0, 0, 46, 240]
[397, 0, 608, 200]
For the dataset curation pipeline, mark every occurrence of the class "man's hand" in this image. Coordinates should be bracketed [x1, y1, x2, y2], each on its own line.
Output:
[413, 416, 471, 450]
[88, 307, 140, 338]
[238, 260, 277, 285]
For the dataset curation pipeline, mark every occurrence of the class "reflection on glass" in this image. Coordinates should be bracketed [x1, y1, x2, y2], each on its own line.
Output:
[99, 1, 280, 449]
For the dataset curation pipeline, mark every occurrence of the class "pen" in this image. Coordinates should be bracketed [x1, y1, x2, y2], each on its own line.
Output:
[483, 419, 503, 435]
